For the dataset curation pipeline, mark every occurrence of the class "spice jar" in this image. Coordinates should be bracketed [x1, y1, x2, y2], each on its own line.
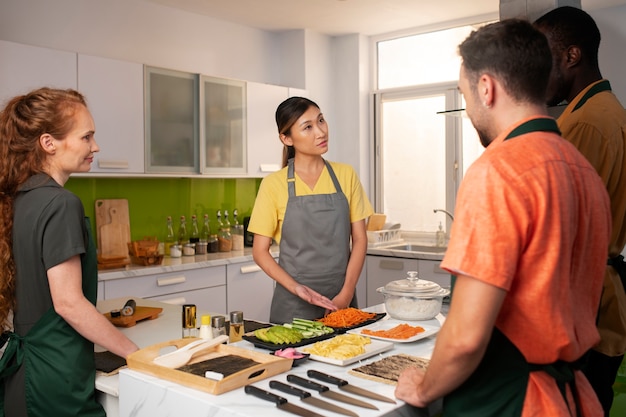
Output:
[217, 210, 232, 252]
[231, 209, 244, 251]
[229, 311, 244, 343]
[170, 244, 182, 258]
[207, 234, 219, 253]
[182, 243, 195, 256]
[211, 315, 227, 338]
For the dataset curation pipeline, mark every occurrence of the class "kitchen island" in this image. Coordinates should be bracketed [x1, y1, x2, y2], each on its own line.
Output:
[96, 298, 443, 417]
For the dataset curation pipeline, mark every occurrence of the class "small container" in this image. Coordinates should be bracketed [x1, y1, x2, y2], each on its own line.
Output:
[377, 271, 449, 320]
[211, 315, 227, 338]
[207, 235, 219, 253]
[182, 304, 197, 338]
[436, 221, 445, 247]
[182, 243, 196, 256]
[170, 244, 182, 258]
[195, 241, 208, 255]
[229, 311, 244, 343]
[199, 314, 213, 340]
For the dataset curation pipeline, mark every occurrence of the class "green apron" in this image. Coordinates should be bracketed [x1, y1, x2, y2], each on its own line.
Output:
[443, 327, 585, 417]
[0, 218, 104, 417]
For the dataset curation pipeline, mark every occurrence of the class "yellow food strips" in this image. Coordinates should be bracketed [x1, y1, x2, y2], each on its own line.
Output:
[303, 334, 371, 359]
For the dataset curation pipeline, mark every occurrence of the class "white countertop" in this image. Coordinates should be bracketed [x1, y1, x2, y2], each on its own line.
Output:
[96, 298, 443, 417]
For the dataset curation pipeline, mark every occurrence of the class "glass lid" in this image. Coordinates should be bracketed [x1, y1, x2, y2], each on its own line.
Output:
[383, 271, 443, 295]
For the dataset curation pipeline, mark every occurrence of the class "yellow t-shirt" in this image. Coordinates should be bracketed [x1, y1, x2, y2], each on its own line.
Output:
[248, 161, 373, 243]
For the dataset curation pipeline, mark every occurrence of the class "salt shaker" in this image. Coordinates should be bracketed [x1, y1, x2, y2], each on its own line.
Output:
[211, 315, 227, 339]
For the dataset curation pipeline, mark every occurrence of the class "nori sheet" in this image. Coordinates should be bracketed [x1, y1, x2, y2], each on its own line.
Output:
[177, 354, 260, 378]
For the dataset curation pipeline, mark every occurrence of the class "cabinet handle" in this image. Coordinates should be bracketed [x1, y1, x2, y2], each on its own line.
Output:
[379, 259, 405, 270]
[240, 264, 262, 274]
[157, 276, 186, 286]
[159, 297, 186, 305]
[97, 159, 129, 169]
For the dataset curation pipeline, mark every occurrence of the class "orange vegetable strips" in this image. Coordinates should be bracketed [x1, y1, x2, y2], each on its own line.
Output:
[317, 308, 376, 327]
[361, 323, 425, 339]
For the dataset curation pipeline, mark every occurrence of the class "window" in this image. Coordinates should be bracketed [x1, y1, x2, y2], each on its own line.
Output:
[373, 23, 489, 234]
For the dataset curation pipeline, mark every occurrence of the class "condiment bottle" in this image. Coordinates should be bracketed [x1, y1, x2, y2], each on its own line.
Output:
[189, 214, 200, 244]
[211, 315, 227, 338]
[229, 311, 244, 343]
[199, 315, 213, 340]
[177, 215, 188, 245]
[182, 304, 197, 338]
[164, 216, 175, 256]
[231, 209, 244, 251]
[217, 210, 232, 252]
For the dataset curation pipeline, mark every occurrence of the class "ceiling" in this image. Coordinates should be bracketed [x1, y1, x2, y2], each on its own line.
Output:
[140, 0, 626, 36]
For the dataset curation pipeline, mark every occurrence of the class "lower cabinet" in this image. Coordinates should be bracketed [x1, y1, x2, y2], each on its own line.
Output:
[103, 265, 226, 313]
[226, 261, 275, 323]
[418, 259, 451, 289]
[366, 256, 418, 307]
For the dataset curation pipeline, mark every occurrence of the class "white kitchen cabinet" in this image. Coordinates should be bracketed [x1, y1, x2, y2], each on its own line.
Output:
[365, 255, 418, 307]
[226, 261, 275, 322]
[78, 55, 144, 173]
[355, 262, 367, 309]
[0, 40, 76, 104]
[246, 82, 287, 177]
[418, 259, 451, 289]
[103, 265, 226, 313]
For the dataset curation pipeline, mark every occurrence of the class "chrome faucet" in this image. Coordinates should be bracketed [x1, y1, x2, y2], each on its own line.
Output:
[433, 208, 455, 221]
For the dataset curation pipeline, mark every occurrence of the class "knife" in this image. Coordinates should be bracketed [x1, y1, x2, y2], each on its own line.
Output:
[269, 380, 359, 417]
[307, 369, 396, 404]
[244, 385, 325, 417]
[287, 374, 378, 410]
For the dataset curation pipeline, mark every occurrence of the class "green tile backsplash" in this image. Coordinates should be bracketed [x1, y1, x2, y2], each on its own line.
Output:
[66, 177, 262, 243]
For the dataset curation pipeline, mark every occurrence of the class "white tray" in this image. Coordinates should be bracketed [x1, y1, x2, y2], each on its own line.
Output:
[296, 338, 394, 366]
[347, 319, 440, 343]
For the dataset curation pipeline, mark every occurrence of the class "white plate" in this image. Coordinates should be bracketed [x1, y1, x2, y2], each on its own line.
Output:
[346, 319, 441, 343]
[296, 337, 394, 366]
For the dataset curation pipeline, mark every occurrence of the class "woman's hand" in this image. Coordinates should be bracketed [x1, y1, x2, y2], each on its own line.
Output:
[395, 366, 429, 408]
[294, 285, 338, 311]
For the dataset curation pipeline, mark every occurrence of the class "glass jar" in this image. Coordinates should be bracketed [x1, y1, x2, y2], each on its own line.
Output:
[217, 210, 232, 252]
[231, 209, 244, 251]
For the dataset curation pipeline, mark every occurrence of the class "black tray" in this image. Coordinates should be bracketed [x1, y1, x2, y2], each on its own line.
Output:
[323, 312, 387, 333]
[242, 330, 336, 351]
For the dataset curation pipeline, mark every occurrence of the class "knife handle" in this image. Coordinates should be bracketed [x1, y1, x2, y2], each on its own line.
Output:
[286, 374, 329, 392]
[245, 385, 287, 406]
[269, 380, 312, 399]
[307, 370, 348, 387]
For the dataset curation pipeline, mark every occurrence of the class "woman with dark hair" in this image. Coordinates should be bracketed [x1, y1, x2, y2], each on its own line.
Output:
[0, 87, 138, 416]
[248, 97, 373, 324]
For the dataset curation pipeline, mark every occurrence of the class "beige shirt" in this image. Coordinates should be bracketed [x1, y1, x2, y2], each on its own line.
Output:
[558, 79, 626, 356]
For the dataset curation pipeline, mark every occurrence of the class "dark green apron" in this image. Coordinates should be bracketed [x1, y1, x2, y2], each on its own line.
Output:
[0, 218, 104, 417]
[443, 327, 585, 417]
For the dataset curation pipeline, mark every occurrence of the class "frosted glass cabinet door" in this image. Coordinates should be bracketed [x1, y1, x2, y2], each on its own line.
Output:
[201, 76, 246, 174]
[145, 66, 199, 173]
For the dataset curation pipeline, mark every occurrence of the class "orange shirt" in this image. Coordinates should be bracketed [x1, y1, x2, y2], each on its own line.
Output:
[441, 116, 611, 416]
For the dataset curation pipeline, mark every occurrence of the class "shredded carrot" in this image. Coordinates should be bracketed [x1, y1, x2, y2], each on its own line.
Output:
[317, 308, 377, 328]
[361, 323, 425, 340]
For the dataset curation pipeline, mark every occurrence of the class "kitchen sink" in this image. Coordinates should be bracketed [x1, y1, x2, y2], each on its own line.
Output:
[382, 243, 447, 253]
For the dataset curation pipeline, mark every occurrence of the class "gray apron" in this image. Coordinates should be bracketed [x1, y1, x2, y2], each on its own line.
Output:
[270, 158, 354, 324]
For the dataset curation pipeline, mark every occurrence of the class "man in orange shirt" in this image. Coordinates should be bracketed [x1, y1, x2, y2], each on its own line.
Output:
[535, 7, 626, 416]
[394, 19, 611, 416]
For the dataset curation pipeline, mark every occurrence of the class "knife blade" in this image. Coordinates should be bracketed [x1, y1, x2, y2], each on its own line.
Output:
[287, 374, 378, 410]
[307, 369, 396, 404]
[244, 385, 325, 417]
[269, 380, 359, 417]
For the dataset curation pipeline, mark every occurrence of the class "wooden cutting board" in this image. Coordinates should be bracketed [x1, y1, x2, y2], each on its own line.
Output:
[95, 199, 131, 259]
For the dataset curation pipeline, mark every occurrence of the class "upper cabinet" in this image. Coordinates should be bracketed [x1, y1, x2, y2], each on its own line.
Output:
[0, 40, 76, 104]
[201, 76, 246, 175]
[246, 82, 287, 176]
[145, 66, 199, 174]
[78, 55, 145, 173]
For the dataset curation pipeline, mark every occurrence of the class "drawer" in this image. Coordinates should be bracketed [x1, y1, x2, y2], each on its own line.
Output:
[104, 266, 226, 300]
[418, 259, 451, 288]
[148, 286, 227, 316]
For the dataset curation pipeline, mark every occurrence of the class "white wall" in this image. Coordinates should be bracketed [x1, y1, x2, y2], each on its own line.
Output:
[590, 5, 626, 103]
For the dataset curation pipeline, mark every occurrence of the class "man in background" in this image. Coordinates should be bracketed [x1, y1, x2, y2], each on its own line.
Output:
[394, 19, 611, 416]
[535, 7, 626, 416]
